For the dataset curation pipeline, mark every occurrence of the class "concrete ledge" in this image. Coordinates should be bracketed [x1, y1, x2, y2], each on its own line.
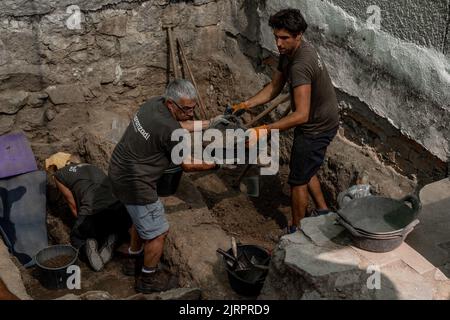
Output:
[0, 240, 32, 300]
[260, 213, 450, 300]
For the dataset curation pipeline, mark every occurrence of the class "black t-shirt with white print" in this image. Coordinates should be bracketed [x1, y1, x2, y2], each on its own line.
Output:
[108, 97, 182, 205]
[54, 164, 119, 216]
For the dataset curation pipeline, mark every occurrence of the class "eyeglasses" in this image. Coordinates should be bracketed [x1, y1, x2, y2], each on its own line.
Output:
[170, 99, 197, 114]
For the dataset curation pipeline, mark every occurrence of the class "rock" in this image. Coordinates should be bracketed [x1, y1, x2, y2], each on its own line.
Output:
[0, 39, 8, 66]
[28, 92, 49, 108]
[55, 294, 81, 300]
[193, 173, 228, 195]
[95, 59, 119, 84]
[124, 293, 147, 300]
[1, 32, 41, 64]
[77, 131, 116, 172]
[260, 214, 450, 300]
[0, 115, 15, 135]
[46, 85, 85, 105]
[299, 212, 345, 247]
[284, 243, 361, 278]
[194, 2, 219, 27]
[46, 214, 71, 245]
[97, 15, 128, 37]
[45, 108, 56, 121]
[0, 90, 29, 115]
[15, 107, 46, 131]
[0, 0, 53, 16]
[95, 36, 119, 57]
[164, 176, 239, 300]
[194, 0, 216, 5]
[156, 287, 202, 300]
[0, 240, 32, 300]
[79, 291, 113, 300]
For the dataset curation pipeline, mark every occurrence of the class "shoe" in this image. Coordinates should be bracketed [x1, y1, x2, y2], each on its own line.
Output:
[122, 255, 143, 276]
[309, 208, 331, 217]
[85, 238, 105, 272]
[135, 270, 169, 294]
[99, 234, 118, 265]
[286, 225, 298, 234]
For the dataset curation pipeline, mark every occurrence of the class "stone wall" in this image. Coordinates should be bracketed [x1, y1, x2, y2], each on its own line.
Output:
[0, 0, 265, 167]
[329, 0, 449, 54]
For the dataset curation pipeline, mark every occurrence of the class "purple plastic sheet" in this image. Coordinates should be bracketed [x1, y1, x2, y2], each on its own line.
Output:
[0, 132, 37, 179]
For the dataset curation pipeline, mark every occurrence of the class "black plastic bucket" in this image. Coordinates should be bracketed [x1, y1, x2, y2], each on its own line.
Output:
[223, 245, 270, 296]
[157, 165, 183, 197]
[35, 245, 78, 290]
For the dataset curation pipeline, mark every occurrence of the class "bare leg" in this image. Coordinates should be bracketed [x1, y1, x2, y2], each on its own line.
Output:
[0, 279, 19, 300]
[291, 184, 309, 227]
[307, 175, 328, 210]
[143, 232, 168, 269]
[129, 225, 143, 252]
[136, 232, 170, 293]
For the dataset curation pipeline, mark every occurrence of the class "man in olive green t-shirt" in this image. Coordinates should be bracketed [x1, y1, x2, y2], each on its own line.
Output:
[233, 9, 340, 233]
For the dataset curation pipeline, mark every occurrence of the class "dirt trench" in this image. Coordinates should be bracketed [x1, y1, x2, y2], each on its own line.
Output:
[11, 53, 417, 298]
[16, 128, 414, 300]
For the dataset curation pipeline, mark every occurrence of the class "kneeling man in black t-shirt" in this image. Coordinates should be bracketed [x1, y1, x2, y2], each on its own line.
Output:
[53, 162, 131, 271]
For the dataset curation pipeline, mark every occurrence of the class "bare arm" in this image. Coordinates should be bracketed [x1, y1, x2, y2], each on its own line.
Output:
[245, 70, 286, 109]
[266, 84, 311, 131]
[179, 120, 210, 132]
[53, 177, 78, 218]
[181, 155, 217, 172]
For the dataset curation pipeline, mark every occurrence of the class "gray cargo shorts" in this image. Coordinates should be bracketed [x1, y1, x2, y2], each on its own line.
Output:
[125, 199, 169, 240]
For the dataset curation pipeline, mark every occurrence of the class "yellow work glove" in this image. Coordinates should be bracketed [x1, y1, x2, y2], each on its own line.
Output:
[232, 102, 249, 114]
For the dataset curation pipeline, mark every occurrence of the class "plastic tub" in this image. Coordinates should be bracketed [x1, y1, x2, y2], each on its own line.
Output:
[35, 245, 78, 289]
[157, 165, 183, 197]
[222, 245, 270, 296]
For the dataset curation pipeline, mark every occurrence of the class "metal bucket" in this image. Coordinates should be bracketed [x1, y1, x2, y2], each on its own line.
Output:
[338, 218, 419, 253]
[35, 245, 78, 290]
[337, 195, 421, 235]
[337, 194, 421, 252]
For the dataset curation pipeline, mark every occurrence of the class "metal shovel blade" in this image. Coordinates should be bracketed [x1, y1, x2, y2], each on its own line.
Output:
[243, 176, 260, 198]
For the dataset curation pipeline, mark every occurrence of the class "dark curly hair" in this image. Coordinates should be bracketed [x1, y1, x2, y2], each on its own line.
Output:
[269, 9, 308, 36]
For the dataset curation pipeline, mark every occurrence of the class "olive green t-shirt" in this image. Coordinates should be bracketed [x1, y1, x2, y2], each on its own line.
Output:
[278, 40, 339, 134]
[108, 97, 182, 205]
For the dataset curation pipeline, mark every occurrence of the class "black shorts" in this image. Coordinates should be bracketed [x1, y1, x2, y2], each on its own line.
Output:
[288, 127, 337, 186]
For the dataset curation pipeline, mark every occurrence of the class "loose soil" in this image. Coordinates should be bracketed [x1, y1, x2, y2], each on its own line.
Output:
[40, 255, 74, 269]
[189, 134, 415, 253]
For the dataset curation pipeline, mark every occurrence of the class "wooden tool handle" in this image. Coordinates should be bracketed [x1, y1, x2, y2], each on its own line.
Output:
[231, 236, 238, 258]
